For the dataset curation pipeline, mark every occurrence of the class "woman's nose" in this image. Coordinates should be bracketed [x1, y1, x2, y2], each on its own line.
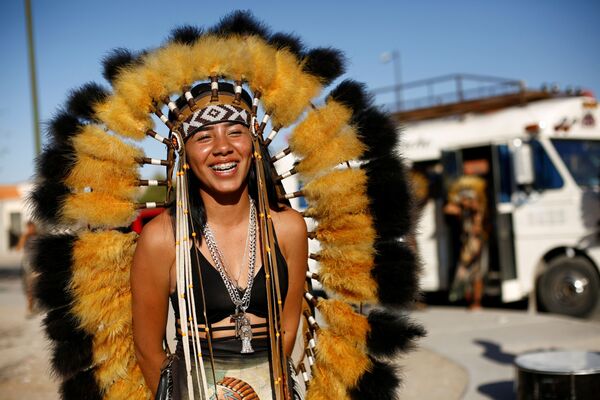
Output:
[212, 132, 233, 155]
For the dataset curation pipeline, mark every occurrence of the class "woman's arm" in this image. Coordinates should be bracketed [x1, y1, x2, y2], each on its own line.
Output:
[131, 211, 175, 396]
[274, 208, 308, 356]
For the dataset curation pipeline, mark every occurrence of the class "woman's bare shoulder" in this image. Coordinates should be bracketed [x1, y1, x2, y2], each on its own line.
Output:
[271, 205, 307, 254]
[135, 210, 175, 259]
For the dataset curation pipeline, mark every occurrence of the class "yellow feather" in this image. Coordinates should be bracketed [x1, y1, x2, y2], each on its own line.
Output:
[103, 362, 150, 400]
[113, 61, 166, 116]
[245, 36, 278, 93]
[307, 364, 350, 400]
[190, 35, 228, 79]
[71, 231, 135, 335]
[95, 334, 134, 388]
[304, 168, 367, 200]
[317, 298, 370, 344]
[315, 329, 371, 387]
[70, 231, 144, 396]
[221, 36, 252, 79]
[62, 192, 136, 228]
[65, 154, 138, 199]
[289, 101, 352, 158]
[72, 289, 131, 333]
[318, 243, 377, 302]
[95, 97, 152, 141]
[295, 125, 366, 178]
[263, 49, 321, 127]
[315, 213, 376, 247]
[152, 43, 197, 94]
[74, 125, 143, 165]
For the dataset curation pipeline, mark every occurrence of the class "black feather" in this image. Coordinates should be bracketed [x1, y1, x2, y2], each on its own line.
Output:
[60, 369, 102, 400]
[367, 309, 426, 357]
[355, 107, 399, 159]
[46, 111, 81, 144]
[66, 82, 109, 121]
[371, 240, 421, 307]
[268, 32, 305, 57]
[302, 47, 346, 86]
[102, 47, 139, 84]
[51, 336, 94, 378]
[209, 10, 270, 38]
[350, 360, 401, 400]
[329, 80, 371, 117]
[31, 233, 76, 309]
[34, 270, 73, 310]
[43, 308, 86, 342]
[28, 181, 70, 225]
[35, 145, 76, 182]
[31, 233, 76, 274]
[363, 155, 415, 238]
[168, 25, 203, 45]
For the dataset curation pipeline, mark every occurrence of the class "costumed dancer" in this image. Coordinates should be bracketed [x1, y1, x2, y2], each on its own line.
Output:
[29, 11, 424, 400]
[445, 175, 488, 309]
[16, 220, 39, 317]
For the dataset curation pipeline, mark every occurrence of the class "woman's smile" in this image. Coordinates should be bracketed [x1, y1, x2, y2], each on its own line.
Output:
[210, 161, 238, 173]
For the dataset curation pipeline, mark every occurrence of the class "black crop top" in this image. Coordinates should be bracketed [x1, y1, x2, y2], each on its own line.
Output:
[170, 236, 289, 330]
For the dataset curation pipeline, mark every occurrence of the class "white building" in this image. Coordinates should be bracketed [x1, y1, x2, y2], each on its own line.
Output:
[0, 182, 34, 257]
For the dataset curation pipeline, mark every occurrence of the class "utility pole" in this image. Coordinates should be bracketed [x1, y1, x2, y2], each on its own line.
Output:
[25, 0, 41, 156]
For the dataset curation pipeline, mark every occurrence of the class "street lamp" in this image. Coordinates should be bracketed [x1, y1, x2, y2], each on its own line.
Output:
[380, 50, 402, 112]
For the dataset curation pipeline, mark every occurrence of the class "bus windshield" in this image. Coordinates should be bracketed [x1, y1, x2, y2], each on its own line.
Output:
[551, 139, 600, 188]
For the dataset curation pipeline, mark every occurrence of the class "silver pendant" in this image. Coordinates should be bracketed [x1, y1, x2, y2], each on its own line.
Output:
[231, 310, 254, 354]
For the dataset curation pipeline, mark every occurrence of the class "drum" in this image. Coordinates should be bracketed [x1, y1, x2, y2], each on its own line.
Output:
[515, 351, 600, 400]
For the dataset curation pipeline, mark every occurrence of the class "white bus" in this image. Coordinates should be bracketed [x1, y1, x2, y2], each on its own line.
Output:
[393, 75, 600, 317]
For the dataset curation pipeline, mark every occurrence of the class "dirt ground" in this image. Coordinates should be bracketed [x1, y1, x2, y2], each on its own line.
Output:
[0, 277, 59, 400]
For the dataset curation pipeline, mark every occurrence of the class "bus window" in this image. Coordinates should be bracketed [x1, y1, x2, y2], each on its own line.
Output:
[530, 140, 563, 190]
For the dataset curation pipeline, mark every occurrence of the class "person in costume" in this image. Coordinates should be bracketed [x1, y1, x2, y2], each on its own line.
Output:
[131, 83, 308, 399]
[445, 175, 488, 309]
[16, 220, 39, 317]
[29, 11, 425, 400]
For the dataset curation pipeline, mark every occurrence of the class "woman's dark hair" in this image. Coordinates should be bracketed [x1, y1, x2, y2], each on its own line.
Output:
[167, 82, 284, 236]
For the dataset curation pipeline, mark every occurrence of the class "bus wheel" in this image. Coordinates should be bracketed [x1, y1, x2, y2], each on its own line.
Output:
[538, 256, 599, 318]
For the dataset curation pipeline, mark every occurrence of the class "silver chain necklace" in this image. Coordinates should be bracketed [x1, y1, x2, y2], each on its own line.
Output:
[201, 198, 257, 353]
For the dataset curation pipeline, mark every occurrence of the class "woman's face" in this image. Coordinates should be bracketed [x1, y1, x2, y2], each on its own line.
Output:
[185, 122, 253, 197]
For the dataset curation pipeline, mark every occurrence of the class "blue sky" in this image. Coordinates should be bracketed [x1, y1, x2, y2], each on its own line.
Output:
[2, 0, 599, 184]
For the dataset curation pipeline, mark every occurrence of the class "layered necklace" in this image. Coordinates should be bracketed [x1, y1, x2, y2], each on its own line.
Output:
[201, 197, 257, 354]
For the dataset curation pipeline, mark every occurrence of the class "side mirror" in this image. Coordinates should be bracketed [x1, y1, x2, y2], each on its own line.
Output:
[512, 139, 534, 186]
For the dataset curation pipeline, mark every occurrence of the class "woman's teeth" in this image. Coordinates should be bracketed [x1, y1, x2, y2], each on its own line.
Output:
[211, 162, 238, 172]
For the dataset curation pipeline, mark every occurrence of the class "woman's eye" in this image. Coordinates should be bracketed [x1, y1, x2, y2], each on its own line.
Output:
[196, 134, 211, 142]
[228, 130, 242, 136]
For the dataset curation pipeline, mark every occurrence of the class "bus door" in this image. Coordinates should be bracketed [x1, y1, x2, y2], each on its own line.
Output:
[440, 149, 463, 289]
[490, 144, 519, 301]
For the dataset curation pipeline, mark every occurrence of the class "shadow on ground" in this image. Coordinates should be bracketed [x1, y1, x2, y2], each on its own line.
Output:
[474, 339, 516, 399]
[478, 380, 515, 400]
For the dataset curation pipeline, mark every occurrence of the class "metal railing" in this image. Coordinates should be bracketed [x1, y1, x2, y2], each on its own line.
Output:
[372, 74, 526, 113]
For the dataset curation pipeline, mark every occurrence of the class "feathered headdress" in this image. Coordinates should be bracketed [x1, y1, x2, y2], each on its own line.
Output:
[31, 11, 424, 400]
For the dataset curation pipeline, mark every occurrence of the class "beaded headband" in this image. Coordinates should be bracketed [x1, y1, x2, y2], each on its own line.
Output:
[172, 82, 254, 139]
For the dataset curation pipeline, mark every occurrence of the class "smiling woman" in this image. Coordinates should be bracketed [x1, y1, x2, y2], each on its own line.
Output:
[131, 82, 307, 399]
[29, 10, 423, 400]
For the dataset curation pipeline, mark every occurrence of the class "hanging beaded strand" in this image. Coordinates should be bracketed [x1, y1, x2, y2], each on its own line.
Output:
[173, 132, 212, 399]
[250, 113, 289, 399]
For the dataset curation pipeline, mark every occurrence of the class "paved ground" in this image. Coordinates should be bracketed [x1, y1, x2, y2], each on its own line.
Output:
[0, 277, 59, 400]
[411, 307, 600, 400]
[1, 253, 599, 400]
